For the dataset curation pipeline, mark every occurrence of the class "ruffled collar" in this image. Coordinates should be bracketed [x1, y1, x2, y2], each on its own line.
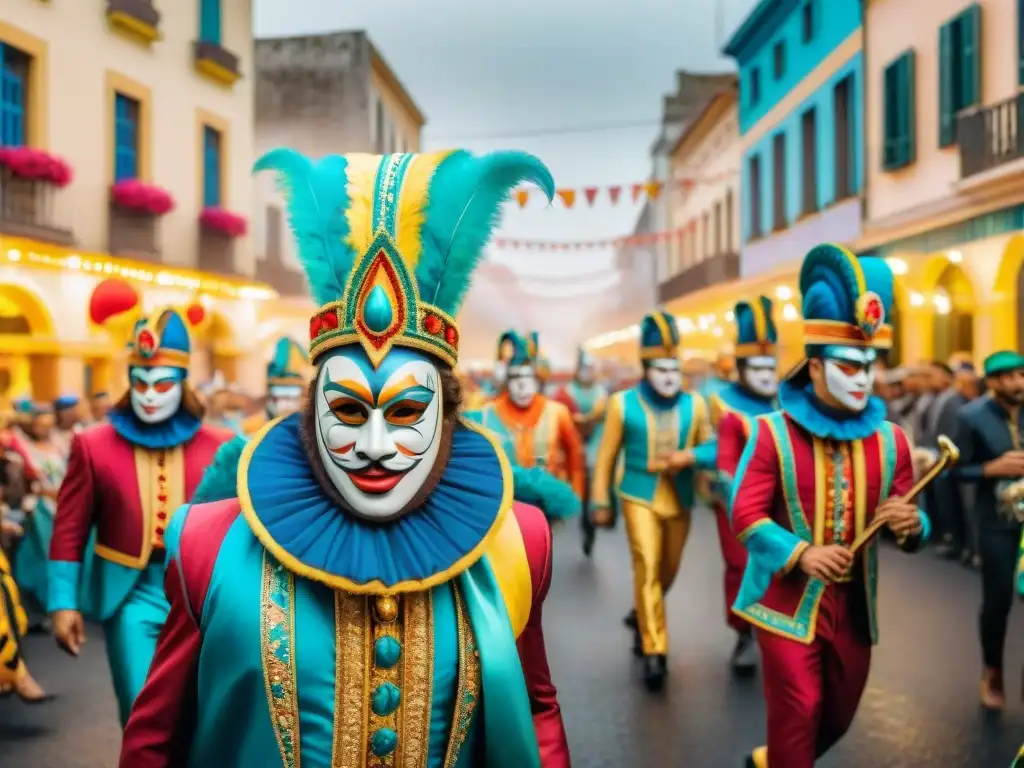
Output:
[778, 380, 886, 441]
[108, 405, 202, 450]
[239, 413, 511, 593]
[717, 382, 776, 417]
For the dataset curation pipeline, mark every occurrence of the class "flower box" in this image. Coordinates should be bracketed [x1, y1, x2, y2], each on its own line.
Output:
[0, 146, 73, 187]
[199, 207, 247, 238]
[110, 179, 175, 216]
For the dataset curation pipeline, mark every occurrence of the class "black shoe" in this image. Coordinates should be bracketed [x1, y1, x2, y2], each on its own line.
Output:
[582, 528, 595, 558]
[744, 757, 756, 768]
[730, 632, 757, 676]
[642, 655, 666, 692]
[623, 610, 637, 629]
[631, 626, 643, 658]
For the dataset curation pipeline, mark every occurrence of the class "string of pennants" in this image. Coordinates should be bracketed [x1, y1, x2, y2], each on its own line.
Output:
[491, 226, 692, 251]
[509, 170, 735, 209]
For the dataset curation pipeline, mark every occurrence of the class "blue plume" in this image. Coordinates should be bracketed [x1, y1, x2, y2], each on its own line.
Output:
[859, 256, 894, 320]
[191, 436, 247, 505]
[416, 151, 555, 316]
[253, 150, 354, 306]
[510, 464, 581, 521]
[799, 243, 861, 324]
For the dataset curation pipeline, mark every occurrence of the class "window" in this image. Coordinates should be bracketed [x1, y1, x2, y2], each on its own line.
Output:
[725, 190, 734, 251]
[114, 93, 140, 181]
[200, 0, 222, 44]
[713, 201, 722, 255]
[702, 211, 710, 259]
[748, 155, 762, 240]
[773, 41, 786, 80]
[203, 126, 222, 207]
[375, 98, 385, 154]
[801, 1, 817, 44]
[0, 44, 29, 147]
[801, 107, 818, 215]
[834, 75, 853, 199]
[939, 4, 981, 147]
[749, 67, 761, 106]
[772, 133, 786, 231]
[883, 51, 916, 170]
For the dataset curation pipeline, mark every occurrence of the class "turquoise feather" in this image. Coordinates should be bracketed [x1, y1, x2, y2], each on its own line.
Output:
[192, 436, 247, 505]
[510, 464, 581, 521]
[416, 151, 555, 315]
[253, 150, 354, 307]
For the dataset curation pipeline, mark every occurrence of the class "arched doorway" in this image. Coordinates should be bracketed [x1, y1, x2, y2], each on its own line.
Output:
[0, 283, 58, 406]
[932, 264, 975, 363]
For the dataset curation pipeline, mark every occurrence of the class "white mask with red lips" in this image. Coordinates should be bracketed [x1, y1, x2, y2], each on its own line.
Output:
[822, 347, 877, 412]
[129, 366, 184, 424]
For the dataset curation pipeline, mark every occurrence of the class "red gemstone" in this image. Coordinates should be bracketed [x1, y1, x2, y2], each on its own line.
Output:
[424, 314, 442, 334]
[309, 317, 322, 339]
[155, 526, 165, 536]
[136, 329, 157, 358]
[445, 326, 458, 346]
[157, 493, 167, 502]
[157, 512, 167, 520]
[321, 310, 339, 330]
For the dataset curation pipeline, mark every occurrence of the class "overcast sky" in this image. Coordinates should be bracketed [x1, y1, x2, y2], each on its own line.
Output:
[255, 0, 759, 285]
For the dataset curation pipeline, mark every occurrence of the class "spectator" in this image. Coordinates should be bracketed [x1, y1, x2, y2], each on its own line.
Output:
[922, 362, 968, 559]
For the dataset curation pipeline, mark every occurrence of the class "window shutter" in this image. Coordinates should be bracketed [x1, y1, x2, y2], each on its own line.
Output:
[939, 22, 955, 146]
[961, 4, 982, 108]
[200, 0, 222, 44]
[902, 52, 917, 166]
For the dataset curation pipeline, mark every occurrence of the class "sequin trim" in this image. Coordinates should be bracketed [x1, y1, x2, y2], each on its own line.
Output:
[260, 553, 301, 768]
[443, 586, 481, 767]
[398, 592, 433, 768]
[332, 592, 371, 767]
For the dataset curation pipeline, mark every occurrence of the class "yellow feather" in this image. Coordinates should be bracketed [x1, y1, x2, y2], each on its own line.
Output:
[750, 298, 767, 343]
[395, 150, 456, 268]
[343, 153, 383, 263]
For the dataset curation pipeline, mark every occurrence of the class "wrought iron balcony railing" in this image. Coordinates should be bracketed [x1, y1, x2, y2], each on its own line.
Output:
[0, 174, 74, 245]
[108, 202, 160, 262]
[959, 93, 1024, 179]
[657, 251, 739, 304]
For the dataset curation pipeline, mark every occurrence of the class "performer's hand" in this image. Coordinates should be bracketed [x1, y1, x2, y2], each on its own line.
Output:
[665, 449, 696, 473]
[0, 519, 23, 538]
[877, 498, 921, 537]
[983, 451, 1024, 478]
[591, 506, 613, 527]
[798, 545, 853, 582]
[52, 610, 86, 657]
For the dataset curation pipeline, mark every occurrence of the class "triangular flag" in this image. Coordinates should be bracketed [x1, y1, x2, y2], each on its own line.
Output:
[631, 184, 643, 202]
[608, 186, 622, 205]
[645, 181, 663, 201]
[557, 189, 577, 208]
[584, 187, 599, 206]
[515, 189, 529, 208]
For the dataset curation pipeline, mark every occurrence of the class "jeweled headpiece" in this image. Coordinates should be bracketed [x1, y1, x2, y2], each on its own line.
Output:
[639, 311, 680, 360]
[266, 337, 308, 387]
[127, 309, 192, 370]
[255, 150, 555, 368]
[733, 296, 777, 358]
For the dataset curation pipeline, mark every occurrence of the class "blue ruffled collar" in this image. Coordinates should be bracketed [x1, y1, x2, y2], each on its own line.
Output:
[108, 405, 202, 450]
[239, 413, 510, 593]
[717, 382, 776, 417]
[778, 380, 886, 441]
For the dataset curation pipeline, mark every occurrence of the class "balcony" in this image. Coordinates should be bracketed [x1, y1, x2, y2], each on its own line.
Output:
[957, 93, 1024, 194]
[197, 229, 236, 275]
[658, 251, 739, 304]
[105, 0, 161, 45]
[194, 40, 242, 87]
[0, 174, 74, 246]
[108, 202, 160, 263]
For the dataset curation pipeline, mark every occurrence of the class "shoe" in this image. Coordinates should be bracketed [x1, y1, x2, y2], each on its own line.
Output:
[623, 610, 637, 629]
[642, 655, 666, 692]
[582, 528, 595, 558]
[745, 746, 767, 768]
[730, 632, 758, 676]
[980, 667, 1005, 710]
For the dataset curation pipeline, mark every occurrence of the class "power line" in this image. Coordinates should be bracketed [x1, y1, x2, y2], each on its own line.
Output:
[427, 118, 662, 143]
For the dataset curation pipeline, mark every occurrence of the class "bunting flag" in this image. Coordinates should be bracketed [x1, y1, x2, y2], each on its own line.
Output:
[509, 171, 734, 209]
[490, 226, 697, 251]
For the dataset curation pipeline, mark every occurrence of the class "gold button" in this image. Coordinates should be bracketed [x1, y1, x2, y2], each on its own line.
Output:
[374, 595, 399, 624]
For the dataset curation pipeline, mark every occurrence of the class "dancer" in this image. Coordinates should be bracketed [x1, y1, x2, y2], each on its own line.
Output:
[731, 245, 928, 768]
[471, 331, 586, 505]
[590, 310, 716, 690]
[554, 346, 609, 556]
[120, 148, 570, 767]
[712, 296, 779, 675]
[242, 336, 309, 435]
[48, 302, 230, 724]
[953, 350, 1024, 710]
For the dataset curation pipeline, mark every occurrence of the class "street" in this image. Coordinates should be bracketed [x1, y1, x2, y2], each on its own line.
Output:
[2, 511, 1023, 767]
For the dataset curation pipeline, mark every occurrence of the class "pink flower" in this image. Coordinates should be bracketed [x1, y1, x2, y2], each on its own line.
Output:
[110, 179, 176, 216]
[0, 146, 74, 187]
[199, 207, 248, 238]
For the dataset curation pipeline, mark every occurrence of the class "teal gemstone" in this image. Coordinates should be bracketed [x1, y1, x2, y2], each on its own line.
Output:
[374, 636, 401, 668]
[370, 682, 401, 717]
[370, 727, 398, 757]
[362, 285, 394, 333]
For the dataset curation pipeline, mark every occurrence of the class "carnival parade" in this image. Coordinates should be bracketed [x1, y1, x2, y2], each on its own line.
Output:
[3, 0, 1024, 766]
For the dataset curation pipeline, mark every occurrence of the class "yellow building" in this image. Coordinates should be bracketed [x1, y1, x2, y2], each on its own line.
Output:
[0, 1, 273, 404]
[861, 0, 1024, 364]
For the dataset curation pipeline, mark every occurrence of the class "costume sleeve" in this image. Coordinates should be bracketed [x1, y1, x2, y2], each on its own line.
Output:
[716, 413, 745, 495]
[730, 419, 809, 609]
[555, 405, 586, 499]
[118, 556, 200, 767]
[689, 394, 717, 471]
[47, 434, 96, 612]
[952, 410, 984, 482]
[890, 424, 931, 552]
[590, 394, 624, 509]
[515, 507, 570, 768]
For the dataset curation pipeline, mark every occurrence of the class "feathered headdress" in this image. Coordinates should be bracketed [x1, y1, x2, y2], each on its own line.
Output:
[733, 296, 778, 358]
[254, 150, 555, 368]
[266, 337, 308, 387]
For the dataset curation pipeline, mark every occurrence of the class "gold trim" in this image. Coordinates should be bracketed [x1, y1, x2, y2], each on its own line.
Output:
[734, 342, 777, 358]
[398, 591, 433, 768]
[195, 108, 231, 207]
[106, 10, 161, 46]
[812, 438, 826, 546]
[332, 592, 370, 767]
[639, 345, 679, 361]
[238, 416, 513, 594]
[0, 20, 49, 150]
[105, 69, 153, 184]
[195, 57, 241, 88]
[852, 440, 867, 539]
[443, 585, 481, 768]
[261, 554, 300, 768]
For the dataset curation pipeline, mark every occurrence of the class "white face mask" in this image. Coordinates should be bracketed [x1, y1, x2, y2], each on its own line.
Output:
[267, 384, 304, 419]
[492, 361, 508, 388]
[823, 349, 876, 412]
[742, 355, 778, 398]
[506, 364, 540, 408]
[314, 347, 443, 521]
[645, 358, 682, 398]
[129, 366, 184, 424]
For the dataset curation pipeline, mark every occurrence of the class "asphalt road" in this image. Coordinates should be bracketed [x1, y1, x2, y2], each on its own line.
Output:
[2, 512, 1022, 767]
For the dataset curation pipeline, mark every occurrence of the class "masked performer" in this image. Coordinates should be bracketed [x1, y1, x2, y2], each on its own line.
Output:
[120, 148, 570, 768]
[731, 246, 928, 768]
[554, 347, 608, 556]
[590, 311, 716, 690]
[471, 331, 586, 505]
[711, 297, 779, 675]
[48, 304, 230, 724]
[243, 337, 309, 435]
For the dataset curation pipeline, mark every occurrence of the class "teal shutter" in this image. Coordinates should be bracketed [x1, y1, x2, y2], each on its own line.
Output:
[200, 0, 221, 44]
[961, 4, 981, 108]
[902, 53, 916, 166]
[883, 52, 916, 171]
[939, 22, 954, 146]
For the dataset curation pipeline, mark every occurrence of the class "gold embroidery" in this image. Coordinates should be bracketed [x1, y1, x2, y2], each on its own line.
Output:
[260, 553, 300, 768]
[398, 591, 433, 768]
[332, 592, 370, 768]
[443, 585, 481, 768]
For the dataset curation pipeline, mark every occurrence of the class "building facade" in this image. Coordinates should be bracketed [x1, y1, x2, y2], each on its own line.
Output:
[860, 0, 1024, 363]
[0, 1, 271, 403]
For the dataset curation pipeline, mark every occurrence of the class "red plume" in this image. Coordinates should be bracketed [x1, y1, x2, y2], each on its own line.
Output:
[89, 278, 140, 327]
[185, 303, 206, 327]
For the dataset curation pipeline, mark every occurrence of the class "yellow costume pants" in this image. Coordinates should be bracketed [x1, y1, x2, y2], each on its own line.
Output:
[622, 499, 691, 655]
[0, 547, 28, 686]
